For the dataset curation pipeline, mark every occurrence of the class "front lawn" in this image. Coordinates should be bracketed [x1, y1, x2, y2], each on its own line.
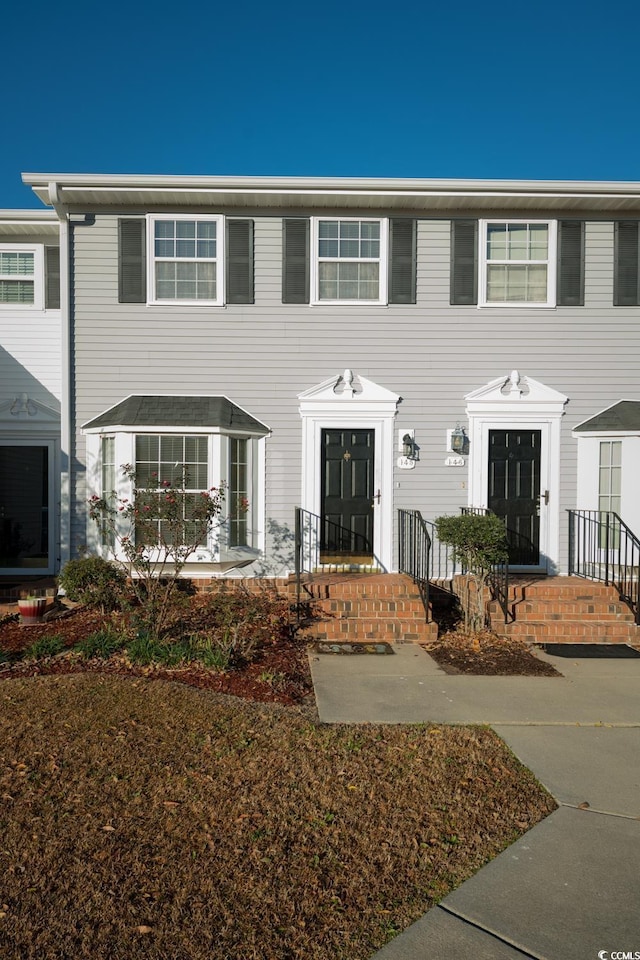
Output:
[0, 675, 556, 960]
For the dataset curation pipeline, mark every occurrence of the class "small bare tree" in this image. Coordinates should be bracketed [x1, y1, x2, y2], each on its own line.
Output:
[89, 464, 227, 639]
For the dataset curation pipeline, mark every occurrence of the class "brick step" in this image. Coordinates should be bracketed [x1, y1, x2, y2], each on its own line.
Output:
[488, 599, 636, 622]
[301, 585, 425, 602]
[505, 578, 627, 602]
[313, 599, 430, 619]
[308, 618, 437, 643]
[493, 619, 639, 642]
[294, 572, 435, 645]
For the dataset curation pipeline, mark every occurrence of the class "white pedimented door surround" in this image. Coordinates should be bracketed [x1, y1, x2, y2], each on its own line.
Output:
[465, 371, 568, 573]
[298, 370, 399, 571]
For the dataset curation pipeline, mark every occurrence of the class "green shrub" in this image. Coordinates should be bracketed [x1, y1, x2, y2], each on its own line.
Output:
[184, 633, 232, 671]
[435, 513, 508, 632]
[125, 632, 168, 666]
[59, 556, 128, 612]
[75, 628, 127, 660]
[24, 634, 65, 659]
[125, 633, 191, 667]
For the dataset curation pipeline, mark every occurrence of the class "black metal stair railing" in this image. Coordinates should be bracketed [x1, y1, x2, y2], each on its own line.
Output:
[568, 510, 640, 624]
[423, 520, 459, 581]
[294, 507, 375, 619]
[397, 509, 431, 622]
[294, 507, 316, 619]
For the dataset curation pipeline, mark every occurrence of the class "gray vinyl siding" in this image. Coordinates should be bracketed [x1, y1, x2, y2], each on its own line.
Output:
[0, 231, 61, 410]
[68, 210, 640, 573]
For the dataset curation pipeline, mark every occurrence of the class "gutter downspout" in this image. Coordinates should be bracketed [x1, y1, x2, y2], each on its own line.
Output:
[47, 182, 71, 572]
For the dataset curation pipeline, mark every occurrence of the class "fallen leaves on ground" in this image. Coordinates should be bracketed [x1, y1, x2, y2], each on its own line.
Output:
[425, 628, 561, 676]
[0, 674, 556, 960]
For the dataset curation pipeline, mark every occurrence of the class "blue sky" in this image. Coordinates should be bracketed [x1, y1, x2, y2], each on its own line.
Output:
[3, 0, 640, 208]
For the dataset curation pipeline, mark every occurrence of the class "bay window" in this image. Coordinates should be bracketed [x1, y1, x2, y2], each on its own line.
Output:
[84, 396, 269, 568]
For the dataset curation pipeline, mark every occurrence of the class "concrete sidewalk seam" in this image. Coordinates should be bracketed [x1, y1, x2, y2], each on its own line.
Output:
[558, 801, 640, 821]
[437, 904, 549, 960]
[485, 721, 640, 728]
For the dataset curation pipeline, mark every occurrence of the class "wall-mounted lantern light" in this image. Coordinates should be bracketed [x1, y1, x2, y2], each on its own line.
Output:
[450, 423, 467, 455]
[402, 433, 418, 460]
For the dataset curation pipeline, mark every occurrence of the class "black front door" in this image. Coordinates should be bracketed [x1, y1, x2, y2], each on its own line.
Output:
[321, 428, 374, 561]
[488, 429, 541, 565]
[0, 445, 49, 570]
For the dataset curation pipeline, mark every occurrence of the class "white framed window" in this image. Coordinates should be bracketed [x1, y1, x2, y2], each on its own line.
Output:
[147, 215, 223, 305]
[479, 221, 556, 307]
[228, 437, 253, 548]
[100, 436, 116, 549]
[0, 245, 44, 309]
[135, 434, 209, 545]
[311, 218, 388, 305]
[598, 441, 622, 515]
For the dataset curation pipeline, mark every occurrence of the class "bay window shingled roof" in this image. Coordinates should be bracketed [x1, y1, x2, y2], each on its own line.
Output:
[574, 400, 640, 433]
[83, 396, 270, 436]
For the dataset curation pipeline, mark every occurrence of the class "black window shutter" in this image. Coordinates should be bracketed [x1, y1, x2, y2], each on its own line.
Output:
[614, 221, 640, 306]
[118, 219, 146, 303]
[450, 220, 478, 305]
[282, 218, 310, 303]
[226, 219, 254, 304]
[557, 220, 584, 306]
[45, 246, 60, 309]
[389, 219, 416, 304]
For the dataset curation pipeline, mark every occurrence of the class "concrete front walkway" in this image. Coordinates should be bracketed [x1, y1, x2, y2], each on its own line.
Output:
[309, 644, 640, 960]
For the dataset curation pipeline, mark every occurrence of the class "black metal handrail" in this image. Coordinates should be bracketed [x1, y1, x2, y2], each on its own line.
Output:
[423, 519, 459, 580]
[398, 509, 431, 621]
[568, 510, 640, 624]
[294, 507, 376, 618]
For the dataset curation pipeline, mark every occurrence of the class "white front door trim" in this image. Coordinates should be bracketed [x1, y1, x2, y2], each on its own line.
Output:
[465, 370, 567, 574]
[298, 370, 399, 571]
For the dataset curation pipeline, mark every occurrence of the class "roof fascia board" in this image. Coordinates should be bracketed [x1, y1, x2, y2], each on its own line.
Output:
[0, 211, 59, 223]
[22, 173, 640, 201]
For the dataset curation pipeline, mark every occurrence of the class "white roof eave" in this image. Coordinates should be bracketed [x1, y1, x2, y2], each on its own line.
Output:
[21, 173, 640, 213]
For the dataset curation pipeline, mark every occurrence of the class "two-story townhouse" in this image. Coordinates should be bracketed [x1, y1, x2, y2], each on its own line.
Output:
[0, 209, 61, 577]
[16, 174, 640, 593]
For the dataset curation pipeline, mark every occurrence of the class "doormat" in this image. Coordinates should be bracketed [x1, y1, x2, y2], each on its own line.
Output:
[311, 641, 394, 655]
[541, 643, 640, 659]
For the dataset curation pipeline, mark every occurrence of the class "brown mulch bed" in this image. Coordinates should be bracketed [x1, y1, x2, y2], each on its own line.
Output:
[0, 602, 312, 705]
[0, 674, 557, 960]
[426, 629, 562, 677]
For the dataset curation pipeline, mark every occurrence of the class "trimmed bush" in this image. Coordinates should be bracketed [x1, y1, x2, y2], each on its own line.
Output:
[59, 557, 128, 612]
[435, 513, 508, 631]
